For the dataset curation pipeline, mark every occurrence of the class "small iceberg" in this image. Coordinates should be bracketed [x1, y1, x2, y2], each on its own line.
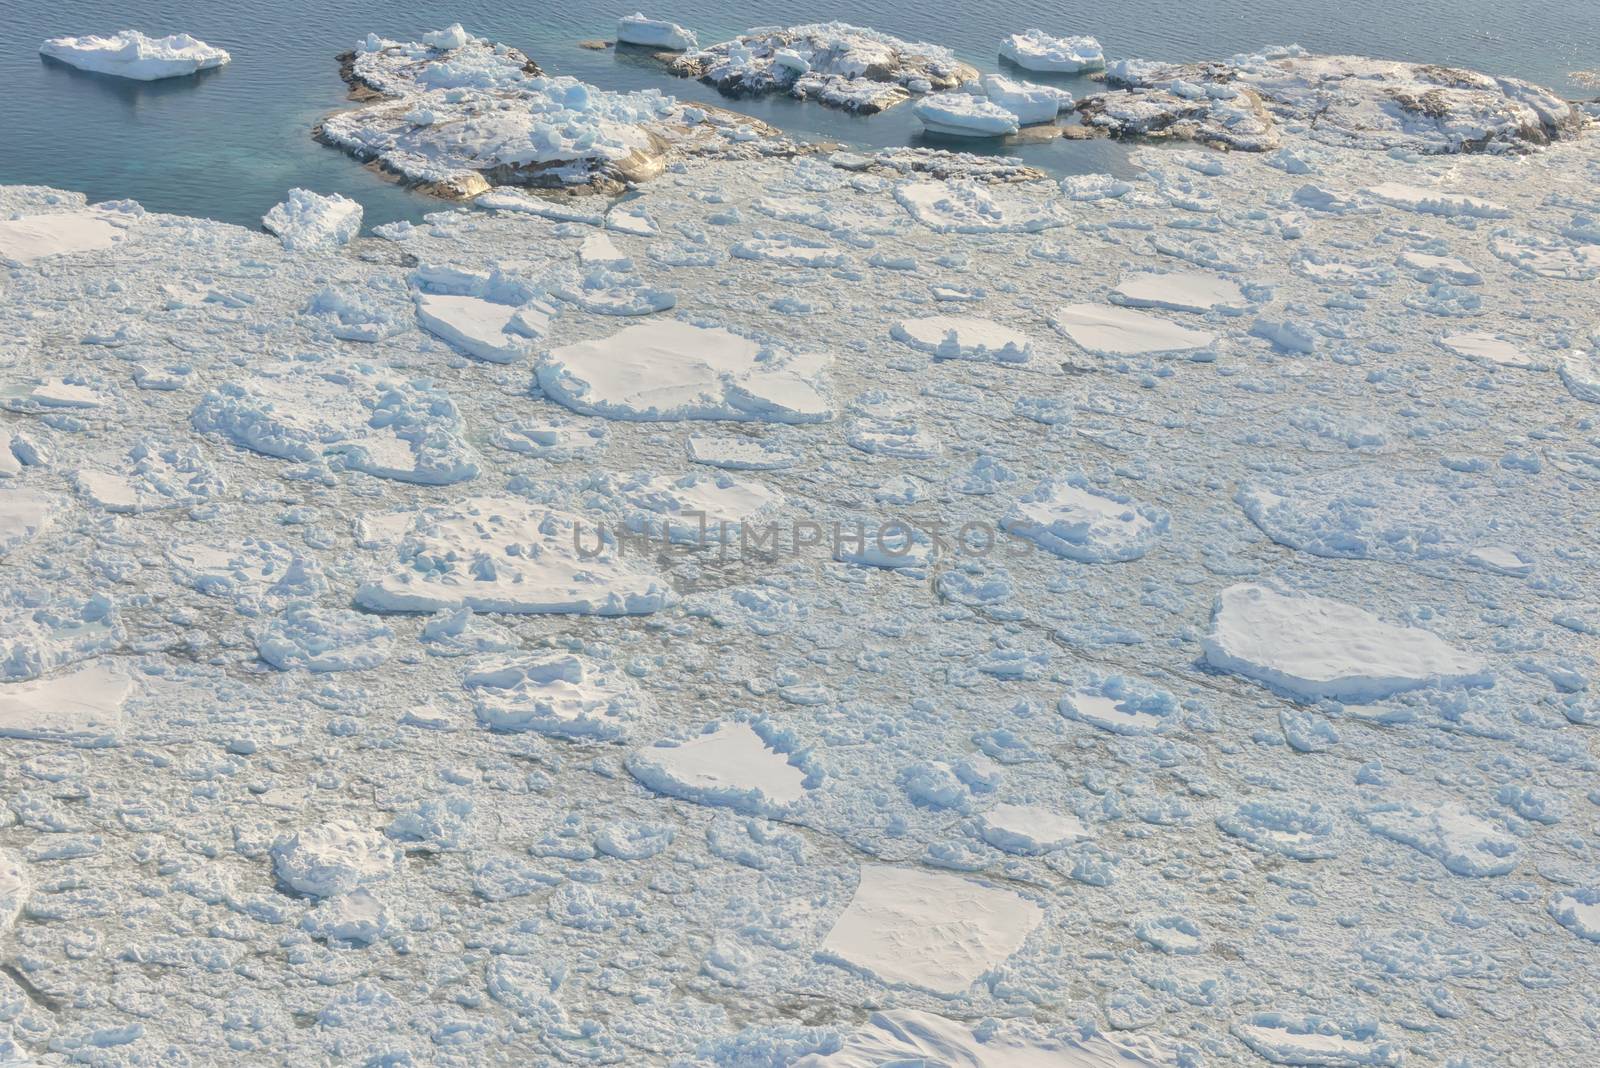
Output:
[1000, 29, 1104, 73]
[39, 30, 231, 81]
[914, 92, 1020, 137]
[617, 13, 697, 51]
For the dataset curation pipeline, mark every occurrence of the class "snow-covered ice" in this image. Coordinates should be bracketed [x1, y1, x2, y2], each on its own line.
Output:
[261, 189, 363, 250]
[1000, 29, 1105, 73]
[39, 30, 231, 80]
[616, 13, 698, 51]
[1051, 303, 1217, 358]
[913, 92, 1021, 138]
[818, 865, 1043, 994]
[1203, 584, 1490, 701]
[627, 721, 806, 813]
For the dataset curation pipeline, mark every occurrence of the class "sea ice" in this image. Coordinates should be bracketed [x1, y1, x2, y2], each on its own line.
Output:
[1110, 270, 1246, 313]
[981, 75, 1073, 125]
[1361, 803, 1522, 877]
[536, 320, 833, 422]
[616, 13, 697, 51]
[262, 189, 363, 251]
[0, 207, 133, 264]
[626, 722, 806, 814]
[978, 804, 1092, 853]
[913, 92, 1020, 138]
[356, 497, 670, 615]
[271, 821, 400, 897]
[796, 1010, 1172, 1067]
[0, 664, 130, 744]
[889, 315, 1032, 361]
[465, 654, 646, 740]
[818, 864, 1043, 995]
[1003, 477, 1168, 562]
[1203, 585, 1490, 702]
[999, 30, 1105, 73]
[39, 30, 231, 81]
[1051, 303, 1216, 358]
[667, 23, 978, 114]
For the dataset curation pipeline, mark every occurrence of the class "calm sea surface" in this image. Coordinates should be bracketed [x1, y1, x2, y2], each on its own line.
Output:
[6, 0, 1596, 229]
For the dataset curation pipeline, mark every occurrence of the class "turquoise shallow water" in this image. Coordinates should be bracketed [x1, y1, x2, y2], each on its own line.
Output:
[6, 1, 1597, 230]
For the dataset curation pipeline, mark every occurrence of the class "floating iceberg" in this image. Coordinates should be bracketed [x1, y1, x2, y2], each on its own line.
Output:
[913, 92, 1020, 137]
[1000, 29, 1104, 73]
[39, 30, 231, 80]
[617, 13, 697, 51]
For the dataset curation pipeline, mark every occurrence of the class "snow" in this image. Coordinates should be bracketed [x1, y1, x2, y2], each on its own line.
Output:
[39, 30, 231, 81]
[262, 189, 363, 251]
[819, 865, 1043, 995]
[1203, 585, 1490, 702]
[617, 13, 697, 51]
[0, 208, 131, 264]
[1000, 29, 1105, 73]
[536, 319, 833, 422]
[913, 92, 1020, 138]
[627, 721, 806, 814]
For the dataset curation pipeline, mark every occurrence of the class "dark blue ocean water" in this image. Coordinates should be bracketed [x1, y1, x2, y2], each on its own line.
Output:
[6, 1, 1596, 230]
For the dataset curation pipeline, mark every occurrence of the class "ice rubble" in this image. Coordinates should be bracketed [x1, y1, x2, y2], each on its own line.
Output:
[666, 23, 979, 114]
[1203, 585, 1490, 702]
[616, 13, 697, 51]
[818, 865, 1043, 995]
[38, 30, 231, 80]
[796, 1010, 1172, 1067]
[3, 78, 1600, 1062]
[465, 654, 647, 740]
[355, 497, 670, 615]
[261, 189, 362, 250]
[1000, 29, 1105, 74]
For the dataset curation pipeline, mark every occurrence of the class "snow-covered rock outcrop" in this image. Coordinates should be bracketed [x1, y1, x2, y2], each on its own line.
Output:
[667, 23, 978, 114]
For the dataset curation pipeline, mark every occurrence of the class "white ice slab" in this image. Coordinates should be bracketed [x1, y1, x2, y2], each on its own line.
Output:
[1203, 584, 1489, 702]
[978, 804, 1092, 854]
[1111, 271, 1245, 313]
[0, 664, 130, 744]
[627, 722, 805, 813]
[819, 864, 1043, 995]
[1000, 29, 1104, 73]
[1051, 303, 1216, 357]
[0, 211, 126, 264]
[890, 315, 1032, 362]
[39, 30, 230, 80]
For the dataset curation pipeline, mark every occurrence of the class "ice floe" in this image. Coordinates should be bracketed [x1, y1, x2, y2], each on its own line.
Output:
[1004, 477, 1167, 562]
[1361, 803, 1521, 877]
[819, 865, 1043, 995]
[262, 189, 363, 250]
[627, 722, 806, 813]
[1110, 270, 1246, 313]
[1000, 29, 1105, 74]
[536, 319, 833, 422]
[978, 803, 1092, 853]
[1051, 303, 1216, 358]
[0, 203, 138, 264]
[890, 315, 1032, 361]
[39, 30, 231, 80]
[356, 497, 669, 614]
[1232, 1014, 1402, 1068]
[466, 654, 646, 740]
[1203, 584, 1489, 701]
[616, 13, 697, 51]
[913, 92, 1020, 138]
[797, 1011, 1171, 1067]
